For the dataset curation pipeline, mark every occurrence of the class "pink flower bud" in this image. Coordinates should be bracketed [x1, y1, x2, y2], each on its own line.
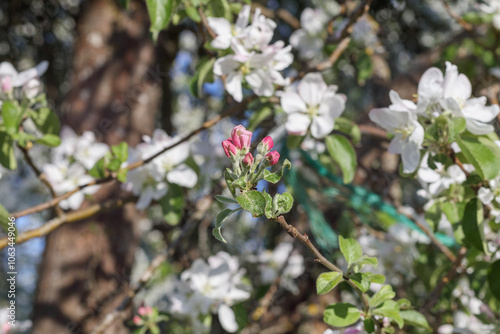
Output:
[133, 315, 143, 326]
[261, 136, 273, 150]
[138, 306, 147, 316]
[222, 138, 237, 157]
[1, 76, 12, 93]
[231, 125, 252, 150]
[265, 151, 280, 166]
[243, 152, 254, 166]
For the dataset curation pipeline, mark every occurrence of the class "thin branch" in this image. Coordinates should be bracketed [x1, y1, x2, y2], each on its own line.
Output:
[358, 124, 388, 139]
[10, 96, 255, 219]
[0, 196, 136, 249]
[327, 0, 372, 44]
[198, 7, 217, 39]
[308, 37, 351, 73]
[273, 215, 370, 310]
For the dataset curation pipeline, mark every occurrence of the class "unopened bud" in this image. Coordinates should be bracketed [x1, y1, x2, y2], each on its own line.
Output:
[257, 136, 273, 154]
[265, 151, 280, 166]
[243, 152, 254, 166]
[222, 138, 237, 158]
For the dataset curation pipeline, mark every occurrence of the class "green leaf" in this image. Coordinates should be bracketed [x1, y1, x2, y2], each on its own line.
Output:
[350, 273, 370, 292]
[116, 168, 128, 183]
[159, 184, 184, 225]
[111, 142, 128, 163]
[212, 207, 241, 243]
[215, 195, 238, 205]
[364, 318, 375, 333]
[396, 298, 411, 308]
[0, 132, 16, 170]
[339, 235, 363, 267]
[88, 157, 106, 178]
[462, 198, 486, 252]
[225, 170, 236, 198]
[334, 117, 361, 144]
[488, 259, 500, 301]
[207, 0, 231, 20]
[185, 6, 201, 22]
[30, 107, 60, 135]
[325, 134, 357, 184]
[351, 255, 378, 272]
[447, 117, 466, 143]
[400, 310, 431, 332]
[0, 203, 15, 237]
[263, 159, 291, 184]
[273, 192, 293, 215]
[372, 300, 403, 328]
[146, 0, 178, 42]
[323, 303, 361, 328]
[107, 158, 122, 171]
[369, 285, 396, 309]
[35, 134, 61, 147]
[365, 272, 385, 285]
[236, 191, 266, 217]
[316, 271, 342, 295]
[2, 101, 21, 135]
[190, 57, 215, 98]
[262, 189, 274, 219]
[456, 134, 500, 180]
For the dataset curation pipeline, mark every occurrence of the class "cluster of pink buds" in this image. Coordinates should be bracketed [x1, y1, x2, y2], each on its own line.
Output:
[222, 125, 280, 177]
[133, 305, 153, 326]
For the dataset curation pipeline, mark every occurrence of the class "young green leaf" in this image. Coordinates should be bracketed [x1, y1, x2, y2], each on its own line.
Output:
[236, 191, 266, 217]
[488, 259, 500, 301]
[274, 192, 293, 216]
[339, 235, 363, 267]
[456, 134, 500, 180]
[2, 101, 21, 135]
[351, 255, 378, 272]
[349, 273, 370, 292]
[111, 142, 128, 163]
[316, 271, 342, 295]
[263, 159, 291, 184]
[0, 132, 16, 170]
[215, 195, 238, 205]
[400, 310, 431, 332]
[371, 300, 403, 328]
[0, 203, 14, 236]
[369, 285, 396, 309]
[35, 134, 61, 147]
[30, 107, 61, 135]
[212, 207, 241, 243]
[325, 134, 357, 184]
[146, 0, 178, 42]
[365, 272, 385, 285]
[323, 303, 361, 327]
[334, 117, 362, 144]
[262, 189, 274, 219]
[462, 198, 486, 252]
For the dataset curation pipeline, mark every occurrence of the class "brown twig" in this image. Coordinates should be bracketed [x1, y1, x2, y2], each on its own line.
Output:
[198, 7, 217, 39]
[0, 196, 136, 249]
[11, 96, 255, 219]
[273, 215, 370, 310]
[358, 124, 388, 139]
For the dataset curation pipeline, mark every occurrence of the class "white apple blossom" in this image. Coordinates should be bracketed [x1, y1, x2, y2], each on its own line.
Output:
[123, 129, 197, 210]
[168, 251, 251, 333]
[417, 153, 466, 197]
[417, 62, 499, 134]
[207, 5, 251, 49]
[0, 61, 48, 89]
[281, 72, 346, 139]
[289, 8, 330, 60]
[43, 161, 100, 210]
[369, 90, 424, 173]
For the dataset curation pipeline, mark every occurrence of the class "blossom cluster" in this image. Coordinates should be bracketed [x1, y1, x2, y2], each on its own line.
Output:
[209, 5, 293, 102]
[43, 126, 108, 210]
[369, 62, 499, 173]
[123, 129, 198, 210]
[0, 61, 48, 107]
[168, 252, 251, 333]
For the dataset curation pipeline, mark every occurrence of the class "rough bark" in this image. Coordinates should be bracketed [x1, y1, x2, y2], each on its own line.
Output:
[32, 0, 166, 333]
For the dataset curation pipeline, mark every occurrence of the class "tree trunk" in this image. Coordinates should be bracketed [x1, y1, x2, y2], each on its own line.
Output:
[32, 0, 166, 333]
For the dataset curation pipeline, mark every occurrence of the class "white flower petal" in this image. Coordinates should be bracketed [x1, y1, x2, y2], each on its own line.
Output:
[298, 73, 327, 107]
[167, 164, 198, 188]
[218, 304, 238, 333]
[310, 114, 334, 139]
[281, 91, 307, 114]
[285, 113, 310, 136]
